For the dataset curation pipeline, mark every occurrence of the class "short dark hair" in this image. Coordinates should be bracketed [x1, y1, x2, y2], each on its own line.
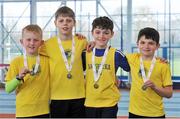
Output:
[92, 16, 114, 32]
[55, 6, 75, 21]
[137, 27, 160, 44]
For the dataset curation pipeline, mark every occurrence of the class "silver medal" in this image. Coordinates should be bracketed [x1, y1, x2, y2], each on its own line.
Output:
[67, 73, 72, 79]
[57, 37, 75, 80]
[30, 65, 40, 76]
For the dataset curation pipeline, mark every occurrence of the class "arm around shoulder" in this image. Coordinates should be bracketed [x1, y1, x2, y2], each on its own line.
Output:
[115, 50, 130, 72]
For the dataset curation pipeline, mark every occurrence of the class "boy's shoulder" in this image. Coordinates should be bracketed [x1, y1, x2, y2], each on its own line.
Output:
[74, 35, 88, 43]
[155, 57, 170, 67]
[12, 55, 23, 60]
[45, 36, 57, 43]
[115, 49, 125, 56]
[10, 55, 23, 64]
[39, 53, 49, 58]
[126, 52, 140, 59]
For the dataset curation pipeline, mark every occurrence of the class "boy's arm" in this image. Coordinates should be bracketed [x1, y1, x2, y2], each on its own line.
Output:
[144, 62, 173, 98]
[144, 79, 173, 98]
[152, 85, 173, 98]
[75, 33, 95, 51]
[5, 77, 21, 93]
[156, 57, 168, 63]
[5, 67, 30, 93]
[81, 50, 86, 71]
[86, 41, 95, 52]
[115, 50, 130, 72]
[38, 42, 48, 56]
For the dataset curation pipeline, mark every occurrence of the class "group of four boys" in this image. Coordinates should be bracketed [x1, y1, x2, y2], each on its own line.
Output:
[5, 6, 172, 118]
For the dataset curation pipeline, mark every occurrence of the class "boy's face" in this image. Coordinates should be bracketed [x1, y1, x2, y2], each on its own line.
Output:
[20, 30, 43, 56]
[137, 35, 160, 58]
[54, 15, 75, 36]
[92, 27, 114, 48]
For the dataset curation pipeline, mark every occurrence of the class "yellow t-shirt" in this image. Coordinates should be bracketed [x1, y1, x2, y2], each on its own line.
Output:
[85, 47, 120, 107]
[5, 54, 50, 117]
[126, 53, 172, 117]
[42, 36, 87, 100]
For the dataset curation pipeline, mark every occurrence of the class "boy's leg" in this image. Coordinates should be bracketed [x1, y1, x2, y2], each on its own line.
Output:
[50, 100, 69, 118]
[69, 98, 85, 118]
[129, 112, 165, 118]
[85, 107, 101, 118]
[101, 104, 118, 118]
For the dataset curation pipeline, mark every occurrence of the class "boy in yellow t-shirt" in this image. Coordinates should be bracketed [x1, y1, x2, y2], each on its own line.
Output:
[127, 27, 173, 118]
[39, 6, 88, 118]
[5, 25, 50, 118]
[84, 16, 130, 118]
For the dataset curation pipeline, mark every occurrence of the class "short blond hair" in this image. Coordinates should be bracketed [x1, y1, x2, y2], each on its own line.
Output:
[22, 24, 42, 39]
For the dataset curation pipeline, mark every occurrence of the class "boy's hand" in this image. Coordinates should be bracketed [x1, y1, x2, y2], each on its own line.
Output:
[142, 80, 155, 90]
[86, 41, 95, 52]
[75, 33, 86, 40]
[115, 77, 121, 88]
[18, 67, 31, 79]
[75, 33, 95, 52]
[156, 57, 168, 63]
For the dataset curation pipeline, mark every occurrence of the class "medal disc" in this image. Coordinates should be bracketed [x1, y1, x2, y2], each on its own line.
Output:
[30, 65, 40, 76]
[67, 73, 72, 79]
[142, 85, 147, 90]
[94, 83, 99, 89]
[30, 71, 35, 76]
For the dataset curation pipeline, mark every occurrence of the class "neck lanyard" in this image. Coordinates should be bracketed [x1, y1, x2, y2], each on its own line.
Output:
[23, 49, 40, 75]
[140, 56, 156, 82]
[92, 47, 109, 83]
[57, 36, 75, 79]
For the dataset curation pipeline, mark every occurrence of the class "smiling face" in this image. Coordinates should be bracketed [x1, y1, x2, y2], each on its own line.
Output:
[20, 30, 43, 56]
[92, 27, 114, 49]
[91, 16, 114, 49]
[137, 35, 160, 60]
[137, 27, 160, 60]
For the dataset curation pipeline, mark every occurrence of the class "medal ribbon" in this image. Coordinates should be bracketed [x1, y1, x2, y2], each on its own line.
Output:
[140, 56, 156, 82]
[57, 37, 75, 74]
[92, 46, 109, 83]
[23, 48, 40, 74]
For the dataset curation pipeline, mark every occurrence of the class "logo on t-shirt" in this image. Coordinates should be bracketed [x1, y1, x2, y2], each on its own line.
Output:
[138, 68, 148, 79]
[31, 64, 41, 75]
[88, 64, 111, 72]
[65, 49, 72, 60]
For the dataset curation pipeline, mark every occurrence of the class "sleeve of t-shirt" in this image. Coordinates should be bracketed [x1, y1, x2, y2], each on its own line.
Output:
[115, 50, 130, 72]
[81, 50, 86, 71]
[162, 63, 173, 86]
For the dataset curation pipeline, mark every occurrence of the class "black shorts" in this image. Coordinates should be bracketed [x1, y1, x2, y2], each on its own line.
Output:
[50, 98, 85, 118]
[85, 104, 118, 118]
[129, 112, 165, 118]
